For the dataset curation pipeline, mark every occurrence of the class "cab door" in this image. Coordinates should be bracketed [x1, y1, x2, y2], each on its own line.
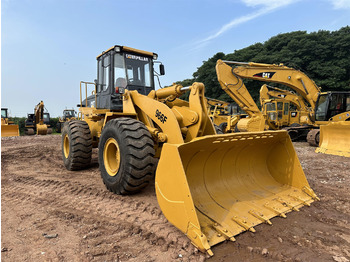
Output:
[96, 54, 112, 109]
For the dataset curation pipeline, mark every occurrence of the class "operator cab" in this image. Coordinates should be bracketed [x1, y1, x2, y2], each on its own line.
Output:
[43, 113, 50, 125]
[315, 92, 350, 121]
[93, 45, 165, 111]
[1, 108, 8, 119]
[25, 114, 35, 126]
[63, 110, 76, 120]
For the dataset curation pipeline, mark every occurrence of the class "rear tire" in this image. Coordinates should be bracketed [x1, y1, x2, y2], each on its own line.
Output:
[98, 118, 156, 195]
[62, 120, 92, 170]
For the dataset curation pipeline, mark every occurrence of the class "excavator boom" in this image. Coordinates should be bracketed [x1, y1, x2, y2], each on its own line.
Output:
[216, 60, 265, 132]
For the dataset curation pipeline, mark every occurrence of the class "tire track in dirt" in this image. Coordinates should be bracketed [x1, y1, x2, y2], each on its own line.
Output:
[2, 173, 205, 261]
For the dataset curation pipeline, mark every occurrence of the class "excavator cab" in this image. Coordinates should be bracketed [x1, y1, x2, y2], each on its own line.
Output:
[43, 113, 50, 125]
[93, 45, 164, 111]
[315, 92, 350, 122]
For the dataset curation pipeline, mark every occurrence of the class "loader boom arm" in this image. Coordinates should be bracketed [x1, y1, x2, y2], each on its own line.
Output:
[123, 82, 216, 144]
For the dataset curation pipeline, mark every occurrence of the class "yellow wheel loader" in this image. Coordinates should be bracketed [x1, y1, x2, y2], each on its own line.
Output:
[62, 45, 318, 255]
[56, 109, 77, 133]
[216, 60, 350, 155]
[206, 98, 246, 133]
[1, 108, 20, 137]
[25, 101, 52, 135]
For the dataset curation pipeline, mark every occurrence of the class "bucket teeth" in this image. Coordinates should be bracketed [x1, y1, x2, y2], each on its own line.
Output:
[231, 216, 256, 232]
[263, 203, 287, 218]
[212, 223, 236, 242]
[275, 198, 300, 212]
[248, 210, 272, 225]
[288, 194, 311, 207]
[302, 186, 320, 201]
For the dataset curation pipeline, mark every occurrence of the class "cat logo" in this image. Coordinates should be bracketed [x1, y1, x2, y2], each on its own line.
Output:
[253, 72, 276, 79]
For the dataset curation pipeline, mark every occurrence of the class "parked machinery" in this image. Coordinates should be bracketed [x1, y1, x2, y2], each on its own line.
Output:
[216, 60, 350, 152]
[62, 45, 318, 255]
[56, 109, 77, 133]
[206, 98, 247, 133]
[25, 101, 52, 135]
[259, 84, 313, 140]
[1, 108, 19, 137]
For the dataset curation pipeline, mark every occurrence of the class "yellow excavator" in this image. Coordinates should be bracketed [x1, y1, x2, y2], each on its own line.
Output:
[25, 101, 52, 135]
[259, 84, 314, 139]
[62, 45, 318, 256]
[216, 60, 350, 156]
[1, 108, 20, 137]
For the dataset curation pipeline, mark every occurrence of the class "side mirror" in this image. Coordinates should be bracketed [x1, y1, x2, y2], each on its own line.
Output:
[159, 64, 165, 75]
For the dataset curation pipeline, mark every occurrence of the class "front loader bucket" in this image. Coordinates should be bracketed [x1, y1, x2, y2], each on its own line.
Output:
[316, 121, 350, 157]
[1, 124, 20, 137]
[155, 130, 318, 255]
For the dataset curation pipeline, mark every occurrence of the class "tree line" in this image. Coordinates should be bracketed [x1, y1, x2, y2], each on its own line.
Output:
[177, 26, 350, 104]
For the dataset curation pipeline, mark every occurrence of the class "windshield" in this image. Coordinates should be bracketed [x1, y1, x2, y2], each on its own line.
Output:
[64, 110, 75, 117]
[114, 52, 152, 90]
[315, 94, 328, 121]
[1, 109, 7, 118]
[125, 54, 151, 87]
[265, 102, 276, 112]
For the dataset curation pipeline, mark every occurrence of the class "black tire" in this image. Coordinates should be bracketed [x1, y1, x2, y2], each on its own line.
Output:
[57, 122, 62, 133]
[62, 120, 92, 170]
[98, 118, 156, 195]
[214, 124, 224, 134]
[219, 122, 227, 133]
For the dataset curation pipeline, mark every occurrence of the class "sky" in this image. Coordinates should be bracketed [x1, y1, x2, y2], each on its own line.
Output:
[2, 0, 350, 117]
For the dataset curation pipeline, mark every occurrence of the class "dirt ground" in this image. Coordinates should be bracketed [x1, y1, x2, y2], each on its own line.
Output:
[1, 135, 350, 262]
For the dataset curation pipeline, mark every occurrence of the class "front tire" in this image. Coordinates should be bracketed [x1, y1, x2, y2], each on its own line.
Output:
[98, 118, 156, 195]
[62, 120, 92, 170]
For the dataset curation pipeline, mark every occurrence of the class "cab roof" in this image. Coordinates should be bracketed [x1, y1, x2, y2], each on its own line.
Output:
[96, 45, 156, 59]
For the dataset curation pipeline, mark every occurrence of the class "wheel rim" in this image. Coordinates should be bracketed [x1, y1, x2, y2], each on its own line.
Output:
[104, 138, 121, 177]
[63, 134, 70, 158]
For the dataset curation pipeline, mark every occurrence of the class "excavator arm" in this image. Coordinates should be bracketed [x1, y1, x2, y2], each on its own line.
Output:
[33, 101, 48, 135]
[216, 59, 265, 131]
[230, 61, 321, 119]
[259, 84, 309, 112]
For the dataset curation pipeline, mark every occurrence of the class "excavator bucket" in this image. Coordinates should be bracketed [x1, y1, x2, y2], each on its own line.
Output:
[155, 130, 318, 255]
[36, 124, 48, 135]
[316, 121, 350, 157]
[1, 124, 20, 137]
